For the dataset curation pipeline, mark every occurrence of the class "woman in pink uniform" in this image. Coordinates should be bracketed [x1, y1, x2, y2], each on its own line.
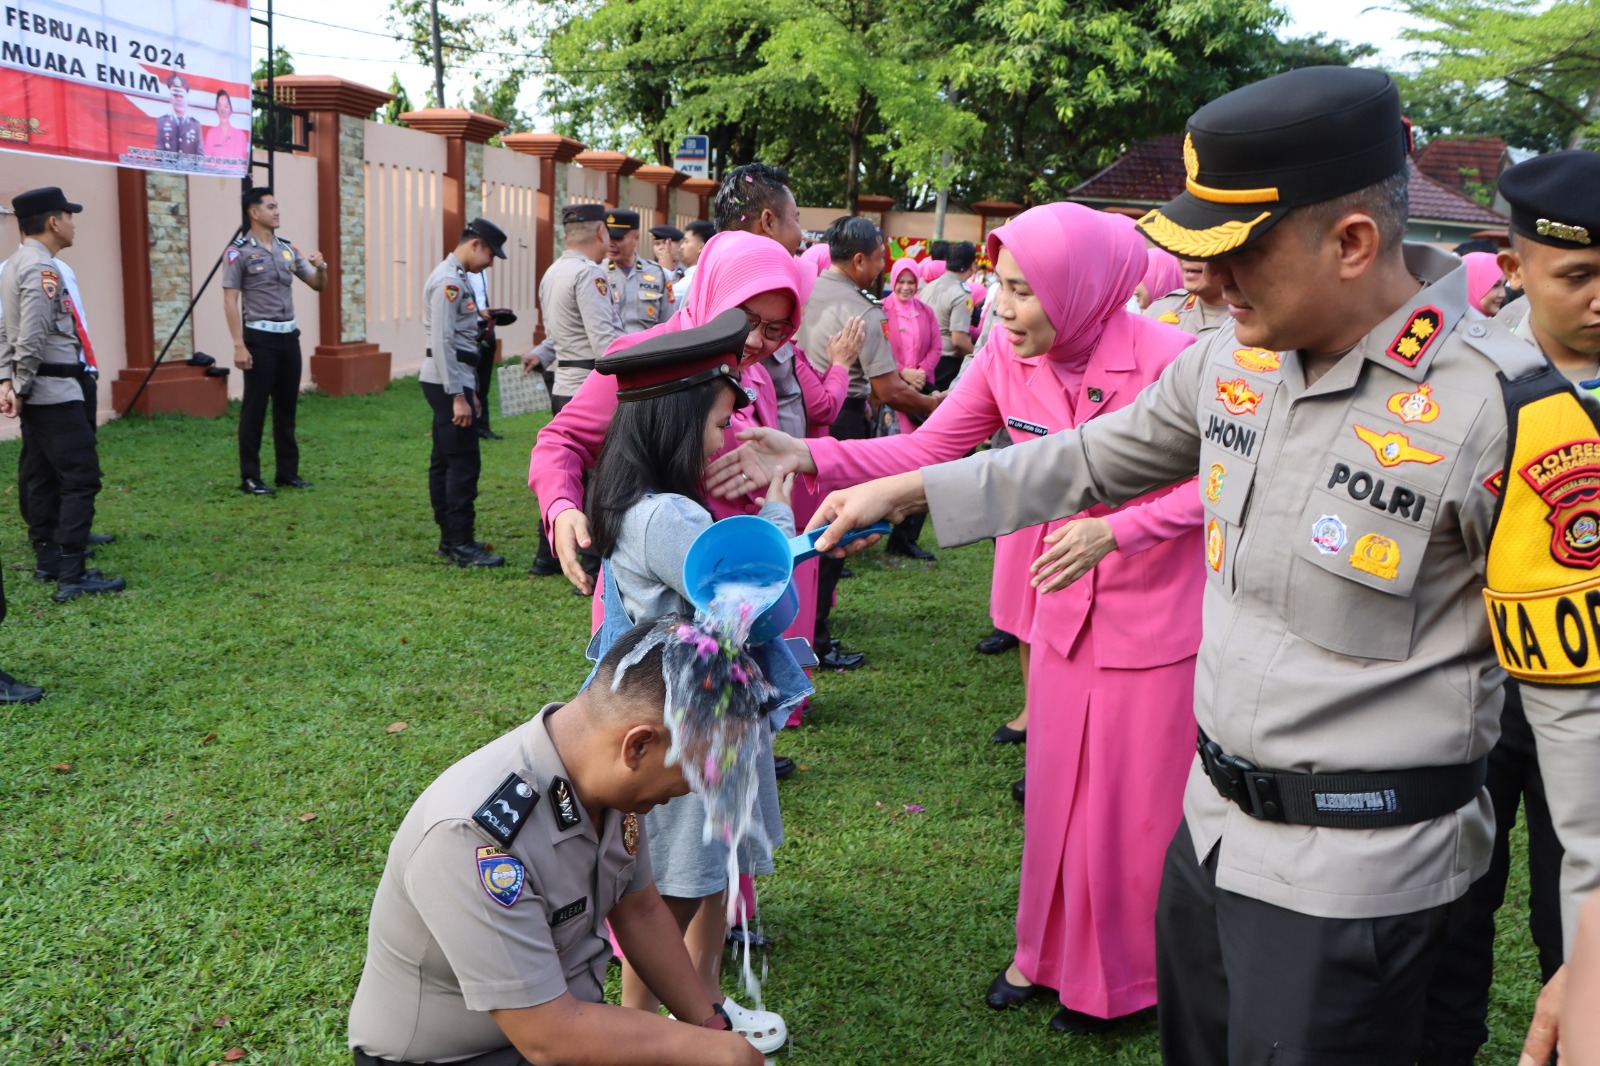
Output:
[884, 258, 941, 434]
[1462, 250, 1507, 316]
[203, 90, 249, 160]
[707, 203, 1205, 1034]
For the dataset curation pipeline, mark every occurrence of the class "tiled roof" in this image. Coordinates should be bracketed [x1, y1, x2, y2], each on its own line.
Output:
[1071, 133, 1505, 225]
[1414, 136, 1509, 194]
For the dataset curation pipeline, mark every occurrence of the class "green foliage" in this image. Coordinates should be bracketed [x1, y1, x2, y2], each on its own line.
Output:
[250, 46, 297, 150]
[380, 73, 414, 126]
[1393, 0, 1600, 152]
[250, 45, 295, 83]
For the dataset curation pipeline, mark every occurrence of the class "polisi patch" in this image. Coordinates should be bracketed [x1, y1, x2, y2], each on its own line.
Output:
[1519, 439, 1600, 569]
[476, 846, 525, 908]
[472, 773, 539, 847]
[1353, 425, 1444, 469]
[1006, 417, 1048, 437]
[549, 776, 581, 831]
[40, 268, 59, 300]
[594, 277, 608, 298]
[1386, 305, 1443, 368]
[444, 284, 460, 303]
[1327, 463, 1427, 523]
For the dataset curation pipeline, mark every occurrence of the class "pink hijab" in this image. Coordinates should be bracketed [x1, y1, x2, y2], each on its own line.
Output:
[800, 242, 832, 276]
[1141, 247, 1183, 303]
[605, 230, 803, 357]
[888, 256, 922, 298]
[919, 257, 948, 284]
[1463, 251, 1504, 315]
[986, 202, 1149, 366]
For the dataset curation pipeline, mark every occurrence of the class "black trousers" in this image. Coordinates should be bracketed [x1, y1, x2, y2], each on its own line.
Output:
[1155, 826, 1460, 1066]
[18, 399, 101, 548]
[933, 353, 963, 393]
[474, 340, 495, 431]
[18, 371, 96, 532]
[238, 328, 302, 482]
[815, 400, 871, 646]
[1420, 682, 1564, 1058]
[421, 382, 482, 546]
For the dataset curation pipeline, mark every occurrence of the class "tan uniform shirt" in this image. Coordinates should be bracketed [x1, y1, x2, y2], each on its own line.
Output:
[918, 271, 973, 361]
[421, 253, 480, 396]
[541, 250, 623, 398]
[222, 233, 315, 324]
[349, 705, 652, 1062]
[604, 255, 671, 334]
[799, 269, 896, 403]
[0, 238, 85, 405]
[922, 244, 1595, 920]
[1144, 289, 1228, 335]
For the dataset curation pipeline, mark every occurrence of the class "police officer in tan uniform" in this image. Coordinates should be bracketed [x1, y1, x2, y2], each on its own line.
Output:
[422, 219, 508, 568]
[349, 620, 764, 1066]
[604, 210, 671, 334]
[803, 67, 1596, 1064]
[918, 240, 976, 390]
[1142, 259, 1229, 336]
[540, 204, 623, 412]
[0, 187, 125, 605]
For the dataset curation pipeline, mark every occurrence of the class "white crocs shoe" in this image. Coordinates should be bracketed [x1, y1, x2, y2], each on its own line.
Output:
[722, 996, 787, 1054]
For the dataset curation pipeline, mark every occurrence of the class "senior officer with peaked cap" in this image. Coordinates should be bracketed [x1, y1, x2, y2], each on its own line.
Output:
[604, 210, 672, 334]
[801, 66, 1599, 1065]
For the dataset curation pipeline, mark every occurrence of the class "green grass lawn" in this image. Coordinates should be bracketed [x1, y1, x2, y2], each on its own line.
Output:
[0, 378, 1547, 1064]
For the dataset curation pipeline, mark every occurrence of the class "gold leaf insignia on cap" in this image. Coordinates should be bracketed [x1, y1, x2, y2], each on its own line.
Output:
[1137, 209, 1274, 259]
[1183, 133, 1199, 182]
[1536, 218, 1592, 245]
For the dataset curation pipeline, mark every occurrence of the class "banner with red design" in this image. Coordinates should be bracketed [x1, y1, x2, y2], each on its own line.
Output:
[0, 0, 251, 177]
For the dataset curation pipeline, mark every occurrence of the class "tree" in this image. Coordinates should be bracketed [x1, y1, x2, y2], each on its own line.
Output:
[251, 46, 296, 149]
[1392, 0, 1600, 151]
[381, 73, 413, 126]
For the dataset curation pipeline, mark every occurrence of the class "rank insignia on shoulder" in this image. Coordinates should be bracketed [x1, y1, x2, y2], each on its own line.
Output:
[550, 776, 581, 831]
[1159, 311, 1181, 325]
[1216, 377, 1263, 415]
[1350, 533, 1401, 580]
[1087, 387, 1104, 403]
[1311, 514, 1348, 555]
[1353, 424, 1444, 469]
[551, 897, 588, 924]
[594, 278, 608, 298]
[231, 235, 247, 247]
[1387, 384, 1440, 424]
[623, 812, 640, 855]
[1183, 294, 1197, 311]
[1386, 306, 1443, 368]
[476, 846, 525, 908]
[473, 772, 539, 847]
[444, 285, 460, 303]
[1232, 347, 1280, 373]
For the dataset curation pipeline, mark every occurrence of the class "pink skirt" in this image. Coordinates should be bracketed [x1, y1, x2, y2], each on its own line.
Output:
[990, 526, 1044, 638]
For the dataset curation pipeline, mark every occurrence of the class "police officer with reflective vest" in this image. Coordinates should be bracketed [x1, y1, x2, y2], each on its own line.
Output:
[604, 210, 671, 334]
[223, 186, 327, 495]
[801, 67, 1598, 1064]
[423, 218, 508, 568]
[0, 187, 125, 604]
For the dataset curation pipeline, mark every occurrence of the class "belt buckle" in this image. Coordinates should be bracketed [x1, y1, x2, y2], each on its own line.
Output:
[1199, 737, 1279, 819]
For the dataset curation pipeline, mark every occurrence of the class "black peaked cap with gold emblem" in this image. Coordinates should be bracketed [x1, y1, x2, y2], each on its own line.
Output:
[595, 307, 751, 408]
[562, 202, 607, 225]
[1138, 66, 1410, 261]
[605, 208, 641, 236]
[1498, 150, 1599, 249]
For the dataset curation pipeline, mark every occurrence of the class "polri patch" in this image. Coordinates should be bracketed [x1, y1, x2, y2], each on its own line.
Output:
[473, 772, 538, 847]
[549, 776, 581, 831]
[1350, 533, 1401, 580]
[40, 268, 59, 300]
[594, 277, 608, 298]
[550, 897, 588, 925]
[1519, 439, 1600, 569]
[476, 846, 525, 908]
[1006, 417, 1047, 437]
[444, 284, 460, 303]
[1386, 306, 1443, 368]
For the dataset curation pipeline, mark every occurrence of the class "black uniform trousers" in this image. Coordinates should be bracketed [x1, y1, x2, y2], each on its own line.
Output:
[532, 392, 602, 577]
[18, 399, 102, 548]
[422, 380, 481, 546]
[238, 327, 302, 483]
[1155, 825, 1461, 1066]
[815, 400, 872, 647]
[18, 370, 96, 532]
[474, 335, 496, 432]
[1420, 681, 1564, 1059]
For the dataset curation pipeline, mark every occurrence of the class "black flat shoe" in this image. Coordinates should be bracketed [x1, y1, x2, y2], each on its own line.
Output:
[991, 724, 1026, 744]
[446, 543, 505, 568]
[240, 476, 275, 496]
[986, 967, 1051, 1011]
[773, 755, 796, 779]
[478, 427, 504, 440]
[885, 541, 936, 561]
[976, 628, 1020, 655]
[0, 671, 45, 704]
[528, 556, 563, 577]
[86, 532, 115, 546]
[1012, 777, 1025, 806]
[275, 476, 313, 489]
[818, 640, 865, 671]
[1048, 1007, 1117, 1035]
[438, 541, 489, 558]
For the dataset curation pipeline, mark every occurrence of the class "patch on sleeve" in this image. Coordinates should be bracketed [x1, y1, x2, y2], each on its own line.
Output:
[473, 772, 539, 846]
[1483, 469, 1504, 497]
[225, 248, 240, 264]
[444, 284, 460, 303]
[476, 846, 525, 908]
[880, 319, 890, 341]
[594, 277, 608, 298]
[40, 268, 59, 300]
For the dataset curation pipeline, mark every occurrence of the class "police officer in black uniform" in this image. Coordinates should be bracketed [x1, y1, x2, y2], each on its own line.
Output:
[155, 73, 202, 157]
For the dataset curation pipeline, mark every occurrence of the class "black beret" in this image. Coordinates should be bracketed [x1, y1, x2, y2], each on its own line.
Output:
[595, 308, 752, 409]
[465, 216, 508, 259]
[1138, 66, 1409, 261]
[1498, 151, 1598, 249]
[562, 203, 606, 225]
[649, 224, 685, 241]
[12, 187, 82, 217]
[605, 208, 641, 235]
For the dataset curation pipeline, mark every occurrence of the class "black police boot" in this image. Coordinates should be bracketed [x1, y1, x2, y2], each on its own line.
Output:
[32, 541, 101, 583]
[447, 542, 505, 568]
[53, 547, 126, 602]
[438, 540, 488, 558]
[86, 532, 115, 545]
[0, 669, 45, 704]
[275, 476, 313, 489]
[818, 639, 866, 671]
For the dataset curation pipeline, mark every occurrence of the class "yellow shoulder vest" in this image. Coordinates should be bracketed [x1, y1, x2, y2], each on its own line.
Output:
[1485, 364, 1600, 684]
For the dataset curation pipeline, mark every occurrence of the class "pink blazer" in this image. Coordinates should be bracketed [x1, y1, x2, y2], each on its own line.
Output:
[808, 315, 1205, 668]
[885, 297, 941, 378]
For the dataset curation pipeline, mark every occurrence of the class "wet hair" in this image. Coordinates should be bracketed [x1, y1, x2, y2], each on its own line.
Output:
[824, 215, 882, 264]
[685, 220, 716, 243]
[712, 163, 792, 234]
[18, 211, 65, 236]
[592, 620, 669, 713]
[242, 186, 274, 213]
[946, 241, 977, 272]
[586, 378, 736, 559]
[1292, 171, 1410, 254]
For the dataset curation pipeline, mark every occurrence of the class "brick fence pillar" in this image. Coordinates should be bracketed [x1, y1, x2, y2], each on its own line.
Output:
[502, 133, 585, 344]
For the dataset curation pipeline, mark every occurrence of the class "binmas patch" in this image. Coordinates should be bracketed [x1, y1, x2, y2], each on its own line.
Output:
[476, 846, 525, 908]
[1386, 306, 1443, 368]
[1311, 514, 1348, 556]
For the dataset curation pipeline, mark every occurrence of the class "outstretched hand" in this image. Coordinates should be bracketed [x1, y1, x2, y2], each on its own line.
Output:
[704, 428, 812, 499]
[804, 471, 928, 555]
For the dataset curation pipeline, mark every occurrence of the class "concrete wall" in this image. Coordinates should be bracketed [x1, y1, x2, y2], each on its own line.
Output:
[363, 121, 446, 378]
[480, 144, 540, 350]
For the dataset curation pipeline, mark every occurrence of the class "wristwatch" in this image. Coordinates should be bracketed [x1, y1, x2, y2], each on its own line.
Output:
[700, 1002, 731, 1031]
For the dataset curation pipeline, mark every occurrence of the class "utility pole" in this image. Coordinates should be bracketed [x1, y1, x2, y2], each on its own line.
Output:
[429, 0, 445, 108]
[932, 81, 954, 240]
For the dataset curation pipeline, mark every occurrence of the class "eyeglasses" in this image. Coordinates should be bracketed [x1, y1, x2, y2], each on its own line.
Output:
[741, 308, 797, 344]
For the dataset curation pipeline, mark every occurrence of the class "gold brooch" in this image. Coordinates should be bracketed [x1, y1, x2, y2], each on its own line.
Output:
[1536, 218, 1592, 245]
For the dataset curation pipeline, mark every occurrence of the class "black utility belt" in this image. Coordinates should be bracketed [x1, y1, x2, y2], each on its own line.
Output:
[425, 348, 480, 365]
[34, 364, 88, 379]
[1197, 730, 1486, 829]
[562, 358, 597, 371]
